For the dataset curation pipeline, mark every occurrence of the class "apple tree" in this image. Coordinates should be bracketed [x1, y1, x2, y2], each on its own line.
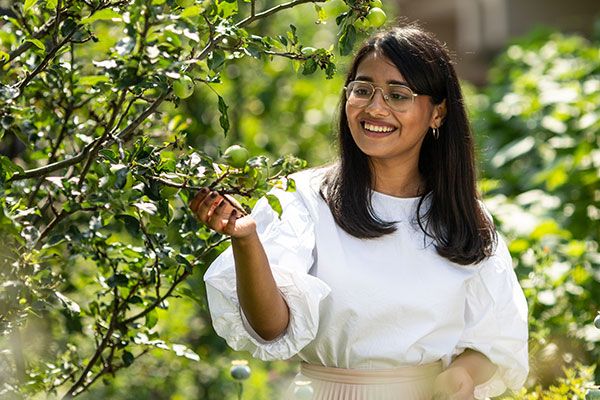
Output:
[0, 0, 389, 398]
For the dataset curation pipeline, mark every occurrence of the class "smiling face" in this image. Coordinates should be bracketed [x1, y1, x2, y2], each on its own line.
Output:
[345, 52, 445, 170]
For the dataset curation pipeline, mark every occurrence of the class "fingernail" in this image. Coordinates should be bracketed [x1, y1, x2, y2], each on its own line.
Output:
[231, 209, 237, 215]
[199, 187, 208, 194]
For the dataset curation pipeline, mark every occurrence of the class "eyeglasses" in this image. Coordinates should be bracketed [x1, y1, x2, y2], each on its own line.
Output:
[345, 80, 420, 112]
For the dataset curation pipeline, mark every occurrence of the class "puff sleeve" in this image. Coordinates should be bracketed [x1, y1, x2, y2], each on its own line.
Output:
[455, 235, 529, 399]
[203, 183, 331, 361]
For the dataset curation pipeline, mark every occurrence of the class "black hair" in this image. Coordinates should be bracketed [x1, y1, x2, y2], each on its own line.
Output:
[320, 24, 496, 265]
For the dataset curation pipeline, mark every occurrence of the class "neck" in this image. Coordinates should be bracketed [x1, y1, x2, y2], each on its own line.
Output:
[369, 157, 424, 198]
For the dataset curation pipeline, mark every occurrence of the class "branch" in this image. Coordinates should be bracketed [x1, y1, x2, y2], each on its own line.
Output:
[264, 50, 305, 60]
[237, 0, 325, 28]
[63, 286, 121, 399]
[8, 139, 99, 181]
[16, 28, 77, 98]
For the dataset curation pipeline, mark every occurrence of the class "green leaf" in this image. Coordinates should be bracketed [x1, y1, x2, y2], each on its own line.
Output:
[302, 58, 317, 75]
[23, 0, 38, 12]
[122, 350, 134, 367]
[0, 155, 24, 182]
[180, 5, 202, 18]
[207, 49, 225, 71]
[79, 75, 110, 86]
[339, 25, 357, 56]
[218, 95, 229, 135]
[45, 0, 58, 9]
[216, 0, 238, 18]
[145, 309, 158, 329]
[26, 38, 45, 51]
[266, 194, 282, 218]
[81, 8, 121, 24]
[0, 51, 10, 62]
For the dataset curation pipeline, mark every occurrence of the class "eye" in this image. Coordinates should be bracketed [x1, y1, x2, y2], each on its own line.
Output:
[388, 87, 413, 101]
[353, 85, 372, 97]
[388, 92, 410, 101]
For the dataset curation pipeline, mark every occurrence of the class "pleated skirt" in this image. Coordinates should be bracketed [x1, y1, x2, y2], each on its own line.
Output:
[284, 361, 443, 400]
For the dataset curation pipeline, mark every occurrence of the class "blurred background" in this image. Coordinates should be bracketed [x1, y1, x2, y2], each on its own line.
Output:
[1, 0, 599, 398]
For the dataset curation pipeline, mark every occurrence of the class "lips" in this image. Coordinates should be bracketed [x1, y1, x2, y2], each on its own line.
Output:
[361, 120, 397, 136]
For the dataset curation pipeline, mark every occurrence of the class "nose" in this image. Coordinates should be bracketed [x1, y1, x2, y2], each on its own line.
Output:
[365, 87, 389, 116]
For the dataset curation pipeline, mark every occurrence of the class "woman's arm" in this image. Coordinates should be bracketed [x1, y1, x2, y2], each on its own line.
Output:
[190, 189, 289, 341]
[433, 349, 497, 400]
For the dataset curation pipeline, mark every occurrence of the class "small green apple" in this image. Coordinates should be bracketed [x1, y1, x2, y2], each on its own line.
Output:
[173, 75, 194, 99]
[354, 17, 371, 31]
[369, 0, 383, 8]
[366, 7, 387, 28]
[223, 145, 250, 168]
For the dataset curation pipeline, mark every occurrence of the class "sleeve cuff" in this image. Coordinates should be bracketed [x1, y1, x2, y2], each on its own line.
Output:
[206, 264, 331, 361]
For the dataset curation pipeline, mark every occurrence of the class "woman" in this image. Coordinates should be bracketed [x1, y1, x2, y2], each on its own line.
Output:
[190, 25, 528, 400]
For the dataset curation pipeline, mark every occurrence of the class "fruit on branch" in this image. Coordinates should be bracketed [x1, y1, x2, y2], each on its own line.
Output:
[173, 75, 194, 99]
[366, 7, 387, 28]
[223, 145, 250, 168]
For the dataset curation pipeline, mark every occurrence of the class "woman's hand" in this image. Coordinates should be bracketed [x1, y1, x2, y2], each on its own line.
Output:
[189, 188, 256, 238]
[432, 366, 475, 400]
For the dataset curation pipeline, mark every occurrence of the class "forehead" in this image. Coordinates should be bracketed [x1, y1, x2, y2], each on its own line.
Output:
[355, 52, 407, 84]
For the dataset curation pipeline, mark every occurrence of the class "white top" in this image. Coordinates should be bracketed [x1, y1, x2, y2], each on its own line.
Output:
[204, 168, 529, 399]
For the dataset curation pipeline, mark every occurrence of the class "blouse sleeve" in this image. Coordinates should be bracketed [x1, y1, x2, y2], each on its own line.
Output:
[455, 234, 529, 399]
[203, 184, 331, 361]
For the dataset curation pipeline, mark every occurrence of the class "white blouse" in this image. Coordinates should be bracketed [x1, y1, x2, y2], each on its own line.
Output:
[204, 168, 529, 399]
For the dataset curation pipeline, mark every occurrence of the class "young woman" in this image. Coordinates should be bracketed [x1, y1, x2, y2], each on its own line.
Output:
[190, 25, 529, 400]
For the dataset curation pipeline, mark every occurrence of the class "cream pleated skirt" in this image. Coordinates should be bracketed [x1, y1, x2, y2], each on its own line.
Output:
[284, 361, 443, 400]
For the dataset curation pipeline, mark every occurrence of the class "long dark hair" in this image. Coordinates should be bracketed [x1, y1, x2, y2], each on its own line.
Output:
[320, 24, 496, 265]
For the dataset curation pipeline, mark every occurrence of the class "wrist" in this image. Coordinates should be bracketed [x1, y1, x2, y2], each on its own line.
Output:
[231, 224, 258, 243]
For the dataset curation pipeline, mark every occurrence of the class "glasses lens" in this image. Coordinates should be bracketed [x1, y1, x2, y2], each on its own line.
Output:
[346, 81, 416, 111]
[346, 82, 373, 107]
[386, 85, 415, 112]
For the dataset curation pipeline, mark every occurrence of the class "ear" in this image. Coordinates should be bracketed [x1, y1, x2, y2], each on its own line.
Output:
[430, 99, 447, 129]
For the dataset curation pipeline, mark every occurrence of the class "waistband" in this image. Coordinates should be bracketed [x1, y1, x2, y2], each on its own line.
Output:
[300, 361, 443, 385]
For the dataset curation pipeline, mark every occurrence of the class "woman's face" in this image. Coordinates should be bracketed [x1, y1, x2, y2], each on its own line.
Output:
[345, 52, 444, 167]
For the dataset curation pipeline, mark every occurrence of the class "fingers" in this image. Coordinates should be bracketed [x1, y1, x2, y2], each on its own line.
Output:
[189, 187, 209, 213]
[222, 209, 239, 236]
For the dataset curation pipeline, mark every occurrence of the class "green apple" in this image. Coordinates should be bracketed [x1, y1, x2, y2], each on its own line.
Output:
[223, 145, 250, 168]
[369, 0, 383, 8]
[173, 75, 194, 99]
[366, 7, 386, 28]
[176, 0, 194, 7]
[354, 17, 371, 31]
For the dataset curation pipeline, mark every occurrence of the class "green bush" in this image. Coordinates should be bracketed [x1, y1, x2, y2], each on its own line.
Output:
[474, 27, 600, 389]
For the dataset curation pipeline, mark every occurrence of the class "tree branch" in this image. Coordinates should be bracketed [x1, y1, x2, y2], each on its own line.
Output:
[237, 0, 325, 28]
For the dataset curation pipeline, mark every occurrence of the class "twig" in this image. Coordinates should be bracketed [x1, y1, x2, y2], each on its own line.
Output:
[16, 28, 77, 97]
[237, 0, 325, 28]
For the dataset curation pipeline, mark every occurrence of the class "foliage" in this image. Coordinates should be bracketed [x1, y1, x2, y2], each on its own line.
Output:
[501, 363, 596, 399]
[473, 27, 600, 388]
[0, 0, 392, 398]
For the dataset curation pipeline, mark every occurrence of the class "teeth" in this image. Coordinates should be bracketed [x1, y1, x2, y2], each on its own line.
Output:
[364, 122, 395, 133]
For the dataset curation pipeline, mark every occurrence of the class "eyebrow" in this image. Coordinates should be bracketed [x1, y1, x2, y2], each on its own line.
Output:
[355, 75, 409, 86]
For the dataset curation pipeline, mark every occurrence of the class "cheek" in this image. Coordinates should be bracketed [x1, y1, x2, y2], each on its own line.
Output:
[345, 104, 360, 126]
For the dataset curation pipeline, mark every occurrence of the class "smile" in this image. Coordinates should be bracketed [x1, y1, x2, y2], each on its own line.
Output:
[362, 121, 397, 135]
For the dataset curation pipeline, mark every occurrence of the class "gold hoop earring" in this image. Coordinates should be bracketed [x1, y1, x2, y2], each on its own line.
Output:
[432, 127, 439, 140]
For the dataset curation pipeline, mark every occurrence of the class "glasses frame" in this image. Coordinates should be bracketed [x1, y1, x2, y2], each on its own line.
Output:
[344, 80, 420, 112]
